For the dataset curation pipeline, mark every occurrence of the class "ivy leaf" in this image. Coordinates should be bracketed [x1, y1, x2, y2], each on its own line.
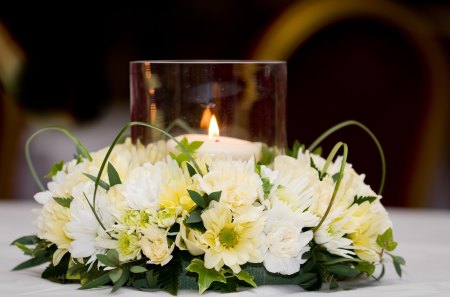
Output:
[353, 195, 377, 206]
[53, 196, 73, 208]
[356, 261, 375, 276]
[83, 173, 110, 191]
[186, 259, 226, 294]
[107, 162, 122, 187]
[376, 228, 398, 251]
[188, 190, 206, 208]
[45, 160, 64, 179]
[233, 269, 256, 287]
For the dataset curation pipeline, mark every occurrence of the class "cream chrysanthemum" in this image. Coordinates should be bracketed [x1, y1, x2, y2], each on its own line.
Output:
[196, 158, 263, 212]
[201, 201, 264, 273]
[36, 198, 72, 265]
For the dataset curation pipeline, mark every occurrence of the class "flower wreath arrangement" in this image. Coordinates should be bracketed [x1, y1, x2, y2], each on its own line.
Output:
[12, 120, 405, 295]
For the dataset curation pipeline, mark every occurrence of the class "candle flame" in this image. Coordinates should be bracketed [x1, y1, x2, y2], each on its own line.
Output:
[209, 115, 220, 139]
[200, 107, 212, 129]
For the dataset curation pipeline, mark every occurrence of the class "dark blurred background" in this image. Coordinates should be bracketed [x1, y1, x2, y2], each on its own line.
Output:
[1, 0, 449, 207]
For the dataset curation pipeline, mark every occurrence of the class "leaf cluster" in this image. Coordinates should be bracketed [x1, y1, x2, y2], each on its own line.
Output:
[170, 137, 203, 166]
[186, 259, 256, 294]
[185, 190, 221, 231]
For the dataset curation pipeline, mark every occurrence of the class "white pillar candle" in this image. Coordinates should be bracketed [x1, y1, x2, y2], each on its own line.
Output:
[167, 134, 261, 161]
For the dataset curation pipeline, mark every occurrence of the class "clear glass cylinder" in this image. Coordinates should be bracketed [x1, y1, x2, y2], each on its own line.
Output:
[130, 60, 286, 159]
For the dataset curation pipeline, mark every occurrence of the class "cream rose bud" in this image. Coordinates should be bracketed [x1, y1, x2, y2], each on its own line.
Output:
[141, 225, 174, 266]
[175, 214, 206, 256]
[156, 208, 178, 229]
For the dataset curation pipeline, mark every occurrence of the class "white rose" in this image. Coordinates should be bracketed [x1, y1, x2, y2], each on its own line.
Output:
[141, 225, 174, 266]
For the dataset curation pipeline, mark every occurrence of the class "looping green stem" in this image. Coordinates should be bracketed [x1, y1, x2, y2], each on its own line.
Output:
[308, 120, 386, 195]
[91, 121, 204, 209]
[314, 142, 348, 232]
[25, 127, 92, 191]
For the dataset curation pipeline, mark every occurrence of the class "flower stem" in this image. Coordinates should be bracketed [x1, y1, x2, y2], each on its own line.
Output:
[25, 127, 92, 191]
[313, 142, 348, 232]
[307, 120, 386, 195]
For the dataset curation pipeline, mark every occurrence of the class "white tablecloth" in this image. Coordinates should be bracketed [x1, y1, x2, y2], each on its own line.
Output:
[1, 202, 449, 297]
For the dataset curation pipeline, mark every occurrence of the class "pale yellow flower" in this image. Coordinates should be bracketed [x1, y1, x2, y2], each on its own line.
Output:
[175, 212, 206, 256]
[201, 201, 264, 273]
[196, 159, 263, 212]
[36, 198, 72, 265]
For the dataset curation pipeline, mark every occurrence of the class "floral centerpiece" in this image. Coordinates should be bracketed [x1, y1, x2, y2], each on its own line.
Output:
[12, 121, 404, 295]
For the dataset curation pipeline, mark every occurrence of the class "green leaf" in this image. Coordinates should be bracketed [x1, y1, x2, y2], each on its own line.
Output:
[356, 261, 375, 276]
[79, 273, 111, 290]
[207, 191, 221, 203]
[186, 259, 226, 294]
[186, 208, 202, 224]
[53, 196, 73, 208]
[12, 255, 50, 271]
[45, 160, 64, 179]
[83, 173, 110, 191]
[376, 228, 398, 251]
[186, 163, 197, 177]
[234, 269, 256, 287]
[11, 235, 39, 246]
[156, 253, 182, 295]
[285, 140, 303, 158]
[41, 253, 71, 283]
[188, 190, 206, 208]
[146, 270, 158, 288]
[353, 195, 377, 205]
[107, 162, 122, 187]
[326, 264, 360, 277]
[97, 250, 120, 268]
[130, 266, 148, 274]
[14, 242, 33, 255]
[259, 143, 276, 166]
[388, 253, 406, 277]
[112, 266, 129, 292]
[109, 268, 122, 283]
[262, 178, 273, 196]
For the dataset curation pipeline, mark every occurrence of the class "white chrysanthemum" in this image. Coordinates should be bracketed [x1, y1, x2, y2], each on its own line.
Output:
[261, 156, 322, 224]
[36, 199, 72, 265]
[141, 225, 175, 266]
[313, 205, 355, 258]
[119, 163, 163, 211]
[201, 201, 264, 273]
[65, 182, 116, 263]
[157, 157, 196, 212]
[196, 158, 263, 212]
[261, 200, 313, 275]
[34, 138, 166, 206]
[348, 200, 392, 263]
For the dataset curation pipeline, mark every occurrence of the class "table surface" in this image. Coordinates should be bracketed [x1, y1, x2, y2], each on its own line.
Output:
[1, 201, 449, 297]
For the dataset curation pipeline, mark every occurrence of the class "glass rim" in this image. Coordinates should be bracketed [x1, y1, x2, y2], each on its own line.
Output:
[130, 60, 286, 64]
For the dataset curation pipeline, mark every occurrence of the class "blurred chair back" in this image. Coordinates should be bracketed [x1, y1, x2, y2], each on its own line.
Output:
[252, 0, 449, 207]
